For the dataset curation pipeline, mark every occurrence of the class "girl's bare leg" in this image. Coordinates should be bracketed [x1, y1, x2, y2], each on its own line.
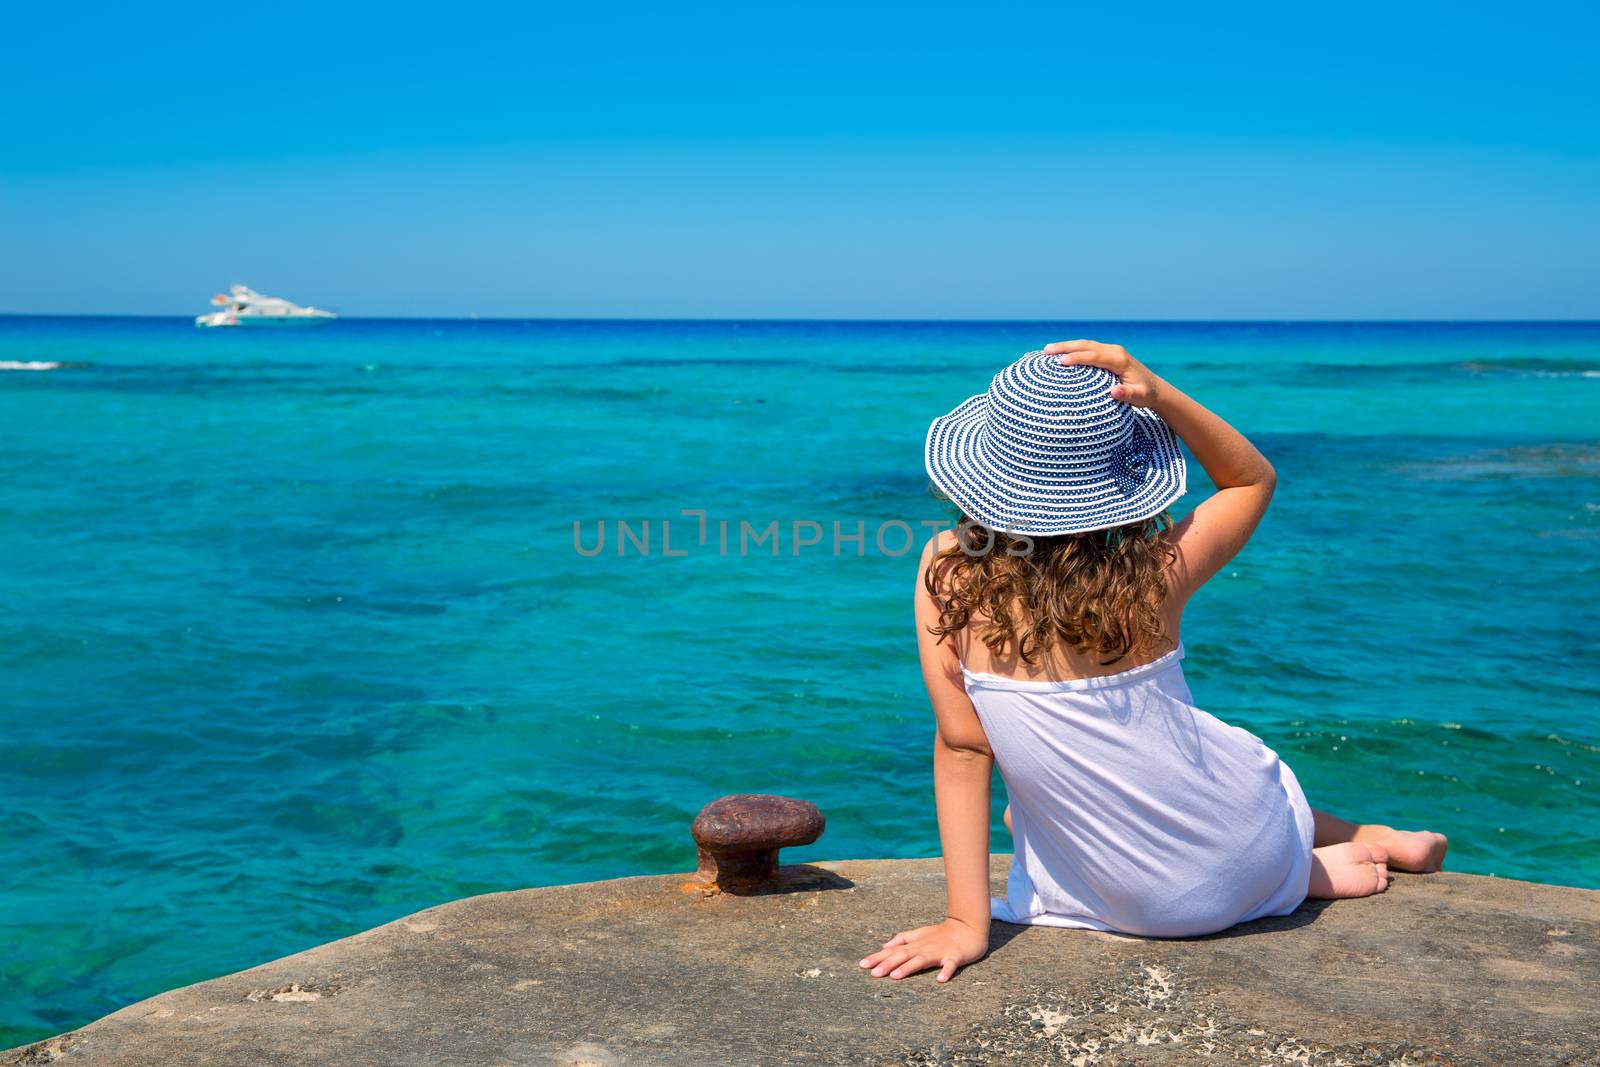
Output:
[1312, 809, 1448, 873]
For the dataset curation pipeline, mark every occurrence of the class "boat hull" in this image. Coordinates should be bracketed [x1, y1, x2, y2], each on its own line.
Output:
[195, 313, 336, 328]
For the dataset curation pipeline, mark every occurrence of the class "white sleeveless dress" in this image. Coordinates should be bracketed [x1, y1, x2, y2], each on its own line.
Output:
[963, 643, 1315, 937]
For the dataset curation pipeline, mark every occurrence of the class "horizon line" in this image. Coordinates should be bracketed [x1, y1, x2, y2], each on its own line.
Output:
[4, 313, 1600, 326]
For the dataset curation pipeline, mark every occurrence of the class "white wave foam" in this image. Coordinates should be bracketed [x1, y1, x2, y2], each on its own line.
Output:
[0, 360, 64, 371]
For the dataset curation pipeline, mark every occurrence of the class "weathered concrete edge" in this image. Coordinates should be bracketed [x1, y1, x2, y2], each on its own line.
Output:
[7, 857, 1597, 1060]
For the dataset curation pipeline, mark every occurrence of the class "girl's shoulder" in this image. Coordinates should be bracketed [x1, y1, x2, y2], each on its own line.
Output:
[917, 529, 962, 582]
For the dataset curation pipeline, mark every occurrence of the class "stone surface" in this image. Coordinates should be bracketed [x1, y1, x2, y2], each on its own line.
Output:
[6, 858, 1597, 1066]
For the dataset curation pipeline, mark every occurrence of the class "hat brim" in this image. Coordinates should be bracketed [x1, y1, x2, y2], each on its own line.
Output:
[925, 394, 1187, 536]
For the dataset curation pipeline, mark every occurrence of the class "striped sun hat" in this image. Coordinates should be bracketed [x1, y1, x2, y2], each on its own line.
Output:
[925, 350, 1187, 536]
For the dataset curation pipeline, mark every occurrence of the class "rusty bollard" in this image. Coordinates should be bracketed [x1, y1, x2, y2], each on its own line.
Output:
[691, 794, 824, 893]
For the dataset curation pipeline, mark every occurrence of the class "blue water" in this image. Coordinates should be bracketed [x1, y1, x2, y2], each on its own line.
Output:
[2, 318, 1597, 1046]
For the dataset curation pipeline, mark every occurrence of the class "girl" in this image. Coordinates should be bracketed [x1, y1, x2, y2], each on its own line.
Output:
[861, 341, 1447, 984]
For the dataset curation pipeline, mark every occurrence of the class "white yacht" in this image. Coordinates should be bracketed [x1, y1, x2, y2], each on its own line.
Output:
[195, 285, 336, 327]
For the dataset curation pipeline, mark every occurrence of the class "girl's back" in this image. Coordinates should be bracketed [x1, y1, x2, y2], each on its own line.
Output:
[962, 642, 1316, 937]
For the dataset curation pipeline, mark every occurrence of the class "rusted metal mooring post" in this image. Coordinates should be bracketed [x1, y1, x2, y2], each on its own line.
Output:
[691, 794, 824, 893]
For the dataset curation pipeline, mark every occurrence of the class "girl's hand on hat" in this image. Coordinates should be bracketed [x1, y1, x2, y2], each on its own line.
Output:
[1045, 340, 1166, 408]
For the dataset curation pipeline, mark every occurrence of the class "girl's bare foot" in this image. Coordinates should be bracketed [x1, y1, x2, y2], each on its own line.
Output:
[1308, 842, 1390, 899]
[1311, 810, 1449, 874]
[1358, 827, 1448, 873]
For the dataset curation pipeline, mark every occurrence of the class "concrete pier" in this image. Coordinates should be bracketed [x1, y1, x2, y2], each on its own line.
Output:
[6, 857, 1596, 1066]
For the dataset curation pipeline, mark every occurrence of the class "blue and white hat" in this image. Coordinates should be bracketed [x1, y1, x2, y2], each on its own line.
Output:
[925, 350, 1187, 535]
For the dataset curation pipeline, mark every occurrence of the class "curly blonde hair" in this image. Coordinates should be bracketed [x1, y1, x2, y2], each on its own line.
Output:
[924, 512, 1177, 666]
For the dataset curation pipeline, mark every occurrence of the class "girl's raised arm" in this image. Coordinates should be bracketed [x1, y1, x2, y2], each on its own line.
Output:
[1044, 340, 1276, 605]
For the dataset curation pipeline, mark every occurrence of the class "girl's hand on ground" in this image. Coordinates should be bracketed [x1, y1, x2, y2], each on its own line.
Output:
[1044, 340, 1166, 408]
[858, 917, 988, 983]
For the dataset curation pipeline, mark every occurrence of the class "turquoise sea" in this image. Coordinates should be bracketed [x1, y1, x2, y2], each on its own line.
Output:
[2, 317, 1597, 1046]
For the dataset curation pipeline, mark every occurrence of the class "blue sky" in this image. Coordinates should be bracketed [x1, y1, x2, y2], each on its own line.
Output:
[3, 1, 1597, 318]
